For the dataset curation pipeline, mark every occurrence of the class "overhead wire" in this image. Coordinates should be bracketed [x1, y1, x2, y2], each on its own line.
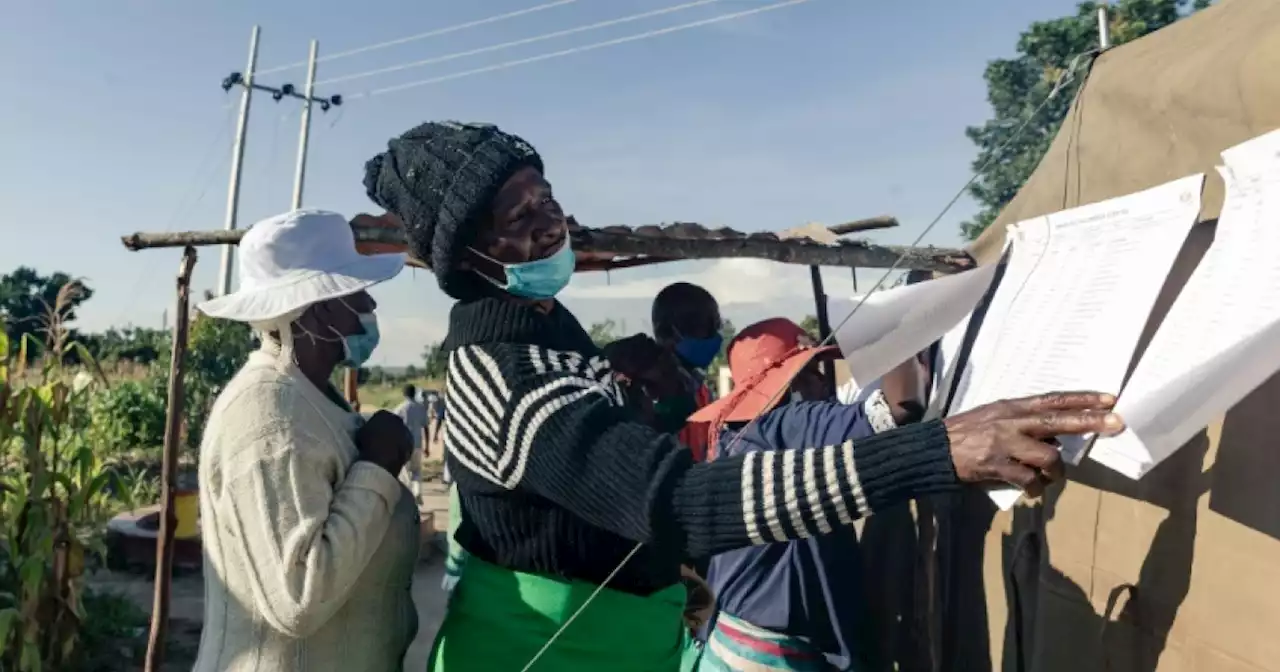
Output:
[256, 0, 582, 75]
[109, 106, 237, 329]
[316, 0, 725, 86]
[517, 47, 1101, 672]
[349, 0, 818, 100]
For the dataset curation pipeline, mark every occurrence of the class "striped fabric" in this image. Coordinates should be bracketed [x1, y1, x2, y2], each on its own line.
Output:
[443, 338, 955, 560]
[444, 344, 626, 490]
[701, 612, 836, 671]
[447, 341, 868, 548]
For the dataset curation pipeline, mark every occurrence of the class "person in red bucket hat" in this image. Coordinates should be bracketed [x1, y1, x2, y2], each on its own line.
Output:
[688, 317, 927, 671]
[690, 317, 920, 456]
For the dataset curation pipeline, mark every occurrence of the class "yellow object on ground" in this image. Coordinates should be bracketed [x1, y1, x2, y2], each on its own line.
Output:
[174, 489, 199, 539]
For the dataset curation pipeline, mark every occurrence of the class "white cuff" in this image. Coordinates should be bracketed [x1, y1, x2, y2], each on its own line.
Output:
[863, 389, 898, 434]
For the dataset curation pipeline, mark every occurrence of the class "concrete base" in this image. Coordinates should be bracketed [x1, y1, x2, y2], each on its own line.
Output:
[105, 505, 203, 573]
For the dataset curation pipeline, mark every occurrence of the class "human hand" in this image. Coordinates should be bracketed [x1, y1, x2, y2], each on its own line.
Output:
[605, 334, 664, 377]
[943, 392, 1123, 497]
[356, 410, 413, 475]
[605, 335, 685, 398]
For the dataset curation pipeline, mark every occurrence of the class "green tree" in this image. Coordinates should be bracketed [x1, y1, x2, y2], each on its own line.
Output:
[421, 342, 449, 379]
[588, 319, 620, 348]
[86, 326, 170, 364]
[0, 267, 93, 357]
[180, 315, 256, 449]
[799, 315, 821, 341]
[961, 0, 1211, 240]
[705, 319, 738, 387]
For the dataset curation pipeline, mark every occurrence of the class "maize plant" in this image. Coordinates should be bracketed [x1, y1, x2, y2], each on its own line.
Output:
[0, 282, 127, 671]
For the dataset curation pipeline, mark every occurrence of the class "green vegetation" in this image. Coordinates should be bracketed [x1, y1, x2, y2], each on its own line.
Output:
[0, 285, 152, 670]
[962, 0, 1211, 240]
[0, 269, 256, 670]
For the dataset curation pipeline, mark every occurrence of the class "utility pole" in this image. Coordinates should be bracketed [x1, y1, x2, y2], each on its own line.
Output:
[291, 40, 320, 209]
[216, 30, 343, 296]
[217, 25, 260, 298]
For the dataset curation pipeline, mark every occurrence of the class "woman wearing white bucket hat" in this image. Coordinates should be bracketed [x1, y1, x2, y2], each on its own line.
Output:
[192, 209, 419, 672]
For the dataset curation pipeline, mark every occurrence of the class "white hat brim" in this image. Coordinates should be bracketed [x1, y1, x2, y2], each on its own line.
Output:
[197, 252, 407, 322]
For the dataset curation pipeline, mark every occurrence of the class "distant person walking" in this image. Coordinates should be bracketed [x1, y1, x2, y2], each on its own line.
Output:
[395, 384, 430, 501]
[426, 390, 449, 482]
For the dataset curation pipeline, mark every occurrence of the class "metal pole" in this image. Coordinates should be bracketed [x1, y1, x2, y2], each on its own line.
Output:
[1097, 4, 1111, 50]
[217, 25, 261, 297]
[291, 39, 319, 210]
[808, 266, 837, 392]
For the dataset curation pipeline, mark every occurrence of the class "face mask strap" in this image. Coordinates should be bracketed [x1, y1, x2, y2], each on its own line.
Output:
[295, 319, 342, 345]
[326, 297, 375, 342]
[465, 247, 512, 290]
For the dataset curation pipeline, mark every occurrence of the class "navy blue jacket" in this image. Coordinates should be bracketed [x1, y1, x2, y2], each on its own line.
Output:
[703, 399, 884, 670]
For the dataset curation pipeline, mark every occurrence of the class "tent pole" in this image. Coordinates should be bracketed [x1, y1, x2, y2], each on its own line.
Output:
[1097, 4, 1112, 50]
[809, 267, 837, 392]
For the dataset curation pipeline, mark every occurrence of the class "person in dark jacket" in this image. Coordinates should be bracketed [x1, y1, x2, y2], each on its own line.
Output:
[689, 318, 927, 671]
[358, 120, 1123, 671]
[652, 281, 722, 460]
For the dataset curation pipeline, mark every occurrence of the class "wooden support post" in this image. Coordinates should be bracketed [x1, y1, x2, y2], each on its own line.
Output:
[145, 246, 197, 672]
[344, 368, 360, 411]
[809, 266, 837, 392]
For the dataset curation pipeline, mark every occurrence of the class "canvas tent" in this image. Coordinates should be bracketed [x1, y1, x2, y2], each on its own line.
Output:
[954, 1, 1280, 670]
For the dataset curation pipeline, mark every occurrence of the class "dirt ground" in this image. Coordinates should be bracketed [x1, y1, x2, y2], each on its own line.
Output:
[89, 479, 455, 670]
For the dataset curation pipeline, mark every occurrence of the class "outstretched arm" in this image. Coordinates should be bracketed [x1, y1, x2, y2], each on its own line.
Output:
[444, 344, 958, 558]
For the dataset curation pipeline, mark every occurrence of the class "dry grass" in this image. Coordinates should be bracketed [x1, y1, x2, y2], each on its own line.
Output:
[358, 377, 444, 411]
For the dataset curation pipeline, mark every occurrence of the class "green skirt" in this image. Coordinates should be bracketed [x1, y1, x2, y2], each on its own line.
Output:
[428, 557, 703, 671]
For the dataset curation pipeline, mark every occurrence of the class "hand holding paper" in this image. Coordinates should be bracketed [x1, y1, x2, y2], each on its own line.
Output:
[941, 392, 1125, 496]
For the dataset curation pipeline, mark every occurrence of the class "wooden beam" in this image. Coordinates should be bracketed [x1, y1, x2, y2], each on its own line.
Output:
[144, 246, 197, 672]
[572, 229, 971, 272]
[344, 369, 360, 411]
[828, 216, 899, 235]
[122, 225, 973, 273]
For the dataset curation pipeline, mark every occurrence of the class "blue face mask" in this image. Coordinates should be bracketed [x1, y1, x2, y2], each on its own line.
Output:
[338, 313, 380, 368]
[470, 237, 576, 300]
[674, 333, 723, 369]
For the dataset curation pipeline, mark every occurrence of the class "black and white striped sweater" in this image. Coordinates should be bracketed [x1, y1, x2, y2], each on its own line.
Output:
[441, 298, 958, 596]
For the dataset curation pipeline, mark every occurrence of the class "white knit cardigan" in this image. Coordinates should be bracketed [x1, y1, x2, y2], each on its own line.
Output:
[193, 341, 420, 671]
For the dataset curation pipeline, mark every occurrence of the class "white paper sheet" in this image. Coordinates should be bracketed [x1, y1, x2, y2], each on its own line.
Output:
[827, 263, 999, 390]
[839, 309, 971, 413]
[1090, 136, 1280, 478]
[946, 174, 1205, 510]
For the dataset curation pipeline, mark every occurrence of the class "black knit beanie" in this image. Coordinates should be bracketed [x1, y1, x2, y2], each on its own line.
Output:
[363, 121, 544, 299]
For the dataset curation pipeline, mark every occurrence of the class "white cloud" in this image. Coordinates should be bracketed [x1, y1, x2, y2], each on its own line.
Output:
[367, 315, 448, 369]
[562, 258, 900, 305]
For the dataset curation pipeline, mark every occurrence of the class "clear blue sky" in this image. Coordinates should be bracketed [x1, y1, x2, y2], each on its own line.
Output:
[0, 0, 1080, 365]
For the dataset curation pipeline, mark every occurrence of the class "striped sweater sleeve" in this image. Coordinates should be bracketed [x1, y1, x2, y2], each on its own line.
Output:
[444, 343, 959, 558]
